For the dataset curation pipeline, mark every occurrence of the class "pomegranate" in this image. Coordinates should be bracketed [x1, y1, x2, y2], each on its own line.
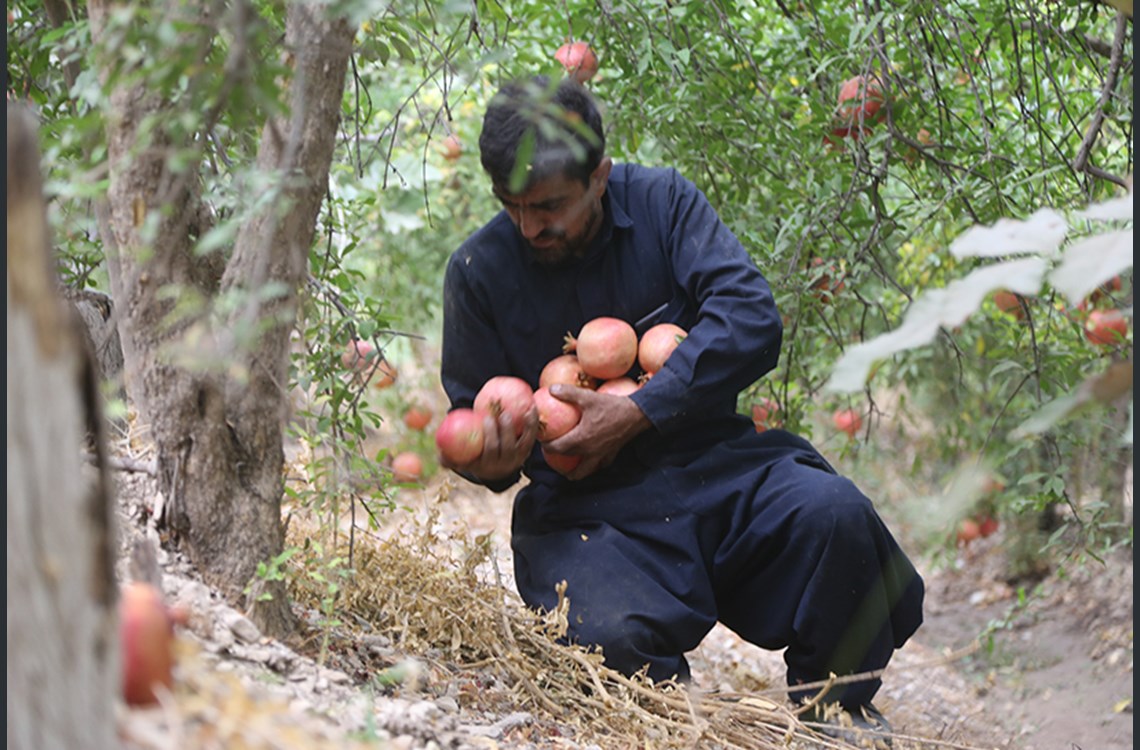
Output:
[533, 386, 582, 441]
[474, 376, 536, 437]
[369, 359, 398, 389]
[993, 290, 1026, 319]
[977, 514, 999, 538]
[120, 581, 179, 706]
[440, 134, 462, 161]
[597, 377, 640, 396]
[341, 339, 374, 372]
[539, 353, 599, 390]
[435, 409, 486, 465]
[637, 323, 688, 375]
[832, 408, 862, 439]
[543, 446, 581, 475]
[554, 41, 599, 84]
[391, 451, 424, 483]
[1084, 309, 1128, 346]
[836, 74, 884, 128]
[564, 317, 638, 381]
[402, 404, 433, 432]
[956, 518, 981, 547]
[751, 397, 780, 432]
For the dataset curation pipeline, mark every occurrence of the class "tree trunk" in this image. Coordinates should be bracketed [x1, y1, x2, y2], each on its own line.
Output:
[88, 0, 356, 638]
[6, 106, 119, 750]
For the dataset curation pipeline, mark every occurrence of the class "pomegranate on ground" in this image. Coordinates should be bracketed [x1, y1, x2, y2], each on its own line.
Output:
[120, 581, 181, 707]
[403, 404, 433, 432]
[391, 451, 424, 483]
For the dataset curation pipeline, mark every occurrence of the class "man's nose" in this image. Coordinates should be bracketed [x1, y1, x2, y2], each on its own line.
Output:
[517, 208, 544, 239]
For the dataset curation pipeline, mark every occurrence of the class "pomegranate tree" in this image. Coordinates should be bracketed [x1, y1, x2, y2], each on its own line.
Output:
[564, 316, 638, 380]
[435, 408, 486, 465]
[637, 322, 687, 375]
[474, 375, 536, 437]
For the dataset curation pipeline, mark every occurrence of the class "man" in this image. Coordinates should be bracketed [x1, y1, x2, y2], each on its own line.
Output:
[439, 75, 924, 741]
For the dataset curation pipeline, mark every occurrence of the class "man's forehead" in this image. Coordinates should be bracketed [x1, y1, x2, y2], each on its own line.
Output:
[494, 173, 581, 202]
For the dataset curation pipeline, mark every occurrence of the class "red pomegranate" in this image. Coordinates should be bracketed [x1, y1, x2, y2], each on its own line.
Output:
[637, 323, 688, 375]
[564, 317, 638, 381]
[435, 409, 486, 465]
[542, 447, 582, 475]
[539, 353, 599, 390]
[474, 376, 536, 437]
[596, 377, 640, 396]
[533, 386, 582, 441]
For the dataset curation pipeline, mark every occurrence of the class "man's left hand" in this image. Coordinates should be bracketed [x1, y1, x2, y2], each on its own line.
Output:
[541, 383, 652, 480]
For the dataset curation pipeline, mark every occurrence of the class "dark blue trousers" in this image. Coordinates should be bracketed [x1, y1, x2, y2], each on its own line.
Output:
[511, 427, 925, 708]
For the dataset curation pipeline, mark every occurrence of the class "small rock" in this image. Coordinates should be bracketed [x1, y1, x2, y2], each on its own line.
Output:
[221, 609, 261, 644]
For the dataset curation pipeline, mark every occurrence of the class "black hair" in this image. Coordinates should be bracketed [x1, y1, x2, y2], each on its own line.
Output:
[478, 75, 606, 193]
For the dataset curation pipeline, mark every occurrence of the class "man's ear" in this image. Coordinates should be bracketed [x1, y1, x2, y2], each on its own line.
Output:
[591, 157, 613, 196]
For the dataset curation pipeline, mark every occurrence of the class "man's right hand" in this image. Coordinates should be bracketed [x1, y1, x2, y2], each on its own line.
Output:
[439, 405, 539, 483]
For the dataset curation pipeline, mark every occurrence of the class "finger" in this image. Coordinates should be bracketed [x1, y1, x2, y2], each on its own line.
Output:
[481, 413, 502, 457]
[549, 383, 590, 404]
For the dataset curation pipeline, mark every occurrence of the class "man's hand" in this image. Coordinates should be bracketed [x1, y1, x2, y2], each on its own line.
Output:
[440, 406, 539, 483]
[541, 383, 652, 480]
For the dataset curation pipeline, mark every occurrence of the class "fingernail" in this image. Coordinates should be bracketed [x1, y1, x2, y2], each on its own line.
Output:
[550, 384, 562, 395]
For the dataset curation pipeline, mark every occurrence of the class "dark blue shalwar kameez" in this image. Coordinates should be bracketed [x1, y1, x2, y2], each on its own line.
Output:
[441, 163, 924, 709]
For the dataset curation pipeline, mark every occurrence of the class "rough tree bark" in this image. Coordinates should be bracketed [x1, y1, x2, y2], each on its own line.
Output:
[86, 0, 356, 637]
[7, 107, 119, 750]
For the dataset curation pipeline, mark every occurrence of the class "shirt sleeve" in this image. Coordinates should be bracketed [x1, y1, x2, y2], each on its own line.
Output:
[440, 248, 524, 493]
[629, 169, 783, 435]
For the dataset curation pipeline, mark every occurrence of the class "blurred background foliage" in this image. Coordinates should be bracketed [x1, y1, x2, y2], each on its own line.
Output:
[8, 0, 1133, 567]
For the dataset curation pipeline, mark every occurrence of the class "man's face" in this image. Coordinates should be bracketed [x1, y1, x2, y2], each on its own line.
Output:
[493, 158, 612, 267]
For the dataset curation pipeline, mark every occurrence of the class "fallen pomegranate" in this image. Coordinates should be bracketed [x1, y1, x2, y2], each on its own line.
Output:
[435, 408, 486, 465]
[1084, 309, 1128, 346]
[832, 408, 862, 439]
[369, 359, 398, 389]
[402, 404, 433, 432]
[554, 40, 599, 84]
[637, 322, 688, 375]
[956, 518, 981, 547]
[391, 451, 424, 483]
[120, 581, 180, 707]
[564, 317, 638, 381]
[534, 386, 582, 441]
[539, 353, 599, 390]
[474, 375, 536, 437]
[976, 514, 999, 538]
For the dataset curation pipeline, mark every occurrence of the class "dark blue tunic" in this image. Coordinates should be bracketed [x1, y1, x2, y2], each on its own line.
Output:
[441, 163, 924, 708]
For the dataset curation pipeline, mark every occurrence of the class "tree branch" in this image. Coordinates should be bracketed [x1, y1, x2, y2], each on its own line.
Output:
[1072, 12, 1129, 184]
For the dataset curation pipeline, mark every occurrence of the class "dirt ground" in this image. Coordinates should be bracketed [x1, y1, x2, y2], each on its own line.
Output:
[111, 441, 1132, 750]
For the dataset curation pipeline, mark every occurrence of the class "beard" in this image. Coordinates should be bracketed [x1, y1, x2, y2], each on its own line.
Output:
[529, 202, 604, 268]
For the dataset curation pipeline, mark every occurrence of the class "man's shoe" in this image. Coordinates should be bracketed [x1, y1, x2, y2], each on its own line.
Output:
[801, 703, 893, 748]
